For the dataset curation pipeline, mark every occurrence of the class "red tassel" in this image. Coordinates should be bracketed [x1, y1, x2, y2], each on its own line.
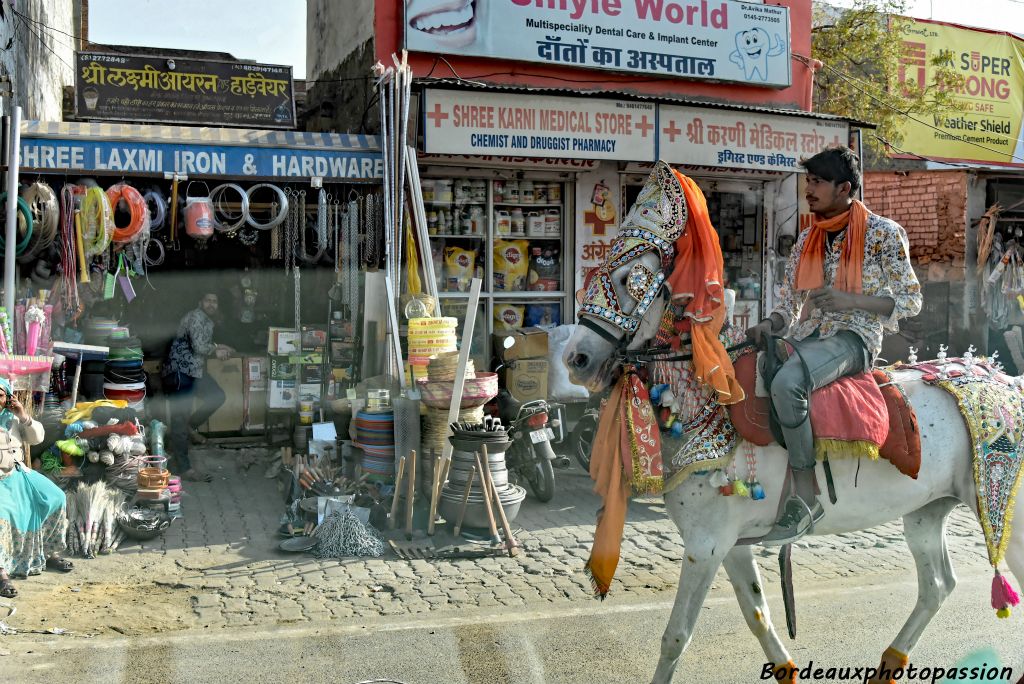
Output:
[991, 569, 1020, 613]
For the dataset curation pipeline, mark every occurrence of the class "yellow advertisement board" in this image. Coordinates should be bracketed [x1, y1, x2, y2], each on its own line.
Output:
[894, 17, 1024, 166]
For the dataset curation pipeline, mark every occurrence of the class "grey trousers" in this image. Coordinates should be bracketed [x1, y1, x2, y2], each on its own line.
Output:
[769, 332, 868, 471]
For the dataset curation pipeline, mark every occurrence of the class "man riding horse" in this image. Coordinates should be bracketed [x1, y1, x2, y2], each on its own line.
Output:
[747, 146, 923, 544]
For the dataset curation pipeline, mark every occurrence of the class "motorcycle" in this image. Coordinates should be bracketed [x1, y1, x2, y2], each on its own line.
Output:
[498, 392, 558, 503]
[493, 334, 560, 502]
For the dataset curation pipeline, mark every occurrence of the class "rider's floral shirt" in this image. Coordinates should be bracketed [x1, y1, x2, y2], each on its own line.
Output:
[771, 213, 922, 361]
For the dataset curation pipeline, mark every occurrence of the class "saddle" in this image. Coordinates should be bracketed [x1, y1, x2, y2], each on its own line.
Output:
[728, 348, 921, 478]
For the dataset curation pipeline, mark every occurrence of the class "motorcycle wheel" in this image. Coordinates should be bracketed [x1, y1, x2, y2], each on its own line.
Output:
[571, 411, 598, 473]
[525, 441, 556, 503]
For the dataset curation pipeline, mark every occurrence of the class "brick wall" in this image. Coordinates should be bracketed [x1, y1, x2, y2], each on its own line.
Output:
[863, 170, 969, 283]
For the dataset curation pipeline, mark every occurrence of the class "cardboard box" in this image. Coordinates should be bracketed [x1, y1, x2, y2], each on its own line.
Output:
[269, 355, 296, 381]
[301, 325, 328, 353]
[267, 327, 301, 355]
[300, 364, 324, 384]
[269, 380, 297, 409]
[493, 326, 549, 362]
[289, 352, 324, 366]
[203, 357, 245, 432]
[503, 358, 549, 402]
[299, 383, 321, 401]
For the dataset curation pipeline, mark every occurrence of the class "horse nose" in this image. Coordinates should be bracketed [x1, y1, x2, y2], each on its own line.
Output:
[569, 352, 589, 370]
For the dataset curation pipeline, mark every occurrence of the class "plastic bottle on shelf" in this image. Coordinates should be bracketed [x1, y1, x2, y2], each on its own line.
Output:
[511, 207, 525, 236]
[506, 180, 520, 204]
[521, 180, 535, 204]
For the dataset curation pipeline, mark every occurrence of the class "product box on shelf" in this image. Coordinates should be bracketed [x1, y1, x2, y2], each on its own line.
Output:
[268, 380, 297, 409]
[289, 352, 324, 366]
[299, 383, 321, 401]
[269, 355, 296, 381]
[246, 357, 268, 390]
[300, 364, 324, 384]
[301, 325, 328, 353]
[503, 359, 549, 403]
[267, 327, 301, 355]
[493, 326, 549, 362]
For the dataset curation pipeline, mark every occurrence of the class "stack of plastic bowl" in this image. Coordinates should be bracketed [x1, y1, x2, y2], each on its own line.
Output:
[353, 409, 396, 484]
[406, 317, 458, 382]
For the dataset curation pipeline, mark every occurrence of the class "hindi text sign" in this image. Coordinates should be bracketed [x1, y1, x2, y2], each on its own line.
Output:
[75, 52, 296, 129]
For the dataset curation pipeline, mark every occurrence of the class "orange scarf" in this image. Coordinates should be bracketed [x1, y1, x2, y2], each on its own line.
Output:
[585, 370, 663, 598]
[795, 200, 870, 293]
[666, 170, 744, 405]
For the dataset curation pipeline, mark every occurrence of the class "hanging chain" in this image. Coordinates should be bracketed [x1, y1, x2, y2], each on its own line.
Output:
[333, 196, 341, 274]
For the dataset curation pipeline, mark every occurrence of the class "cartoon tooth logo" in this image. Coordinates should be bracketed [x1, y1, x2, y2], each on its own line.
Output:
[729, 28, 786, 82]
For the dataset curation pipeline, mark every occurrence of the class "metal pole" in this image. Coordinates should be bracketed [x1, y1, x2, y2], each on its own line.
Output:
[3, 105, 21, 317]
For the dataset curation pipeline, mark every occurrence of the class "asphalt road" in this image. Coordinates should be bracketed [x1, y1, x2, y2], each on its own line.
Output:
[4, 569, 1022, 684]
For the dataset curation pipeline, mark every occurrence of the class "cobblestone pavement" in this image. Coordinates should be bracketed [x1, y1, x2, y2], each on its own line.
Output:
[3, 446, 996, 637]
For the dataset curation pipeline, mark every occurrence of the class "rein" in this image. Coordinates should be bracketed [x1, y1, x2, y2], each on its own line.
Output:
[621, 339, 754, 365]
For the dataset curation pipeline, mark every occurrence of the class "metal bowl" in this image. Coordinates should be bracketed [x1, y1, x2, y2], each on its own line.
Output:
[439, 483, 526, 529]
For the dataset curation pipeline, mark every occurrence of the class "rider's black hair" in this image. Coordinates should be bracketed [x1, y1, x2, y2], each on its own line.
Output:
[799, 145, 862, 197]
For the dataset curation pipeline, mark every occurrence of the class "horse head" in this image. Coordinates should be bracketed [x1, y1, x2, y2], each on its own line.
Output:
[565, 161, 689, 392]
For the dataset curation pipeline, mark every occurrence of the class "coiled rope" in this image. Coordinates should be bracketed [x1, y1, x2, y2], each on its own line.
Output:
[143, 188, 166, 231]
[0, 192, 33, 256]
[106, 183, 150, 243]
[19, 181, 59, 261]
[80, 185, 113, 256]
[59, 184, 81, 313]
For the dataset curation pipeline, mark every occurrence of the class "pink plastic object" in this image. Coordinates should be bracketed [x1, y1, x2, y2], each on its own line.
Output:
[415, 371, 499, 410]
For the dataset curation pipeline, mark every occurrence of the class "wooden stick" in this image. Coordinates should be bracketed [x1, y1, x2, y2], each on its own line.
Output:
[453, 463, 477, 537]
[427, 451, 442, 535]
[482, 444, 519, 556]
[405, 449, 416, 539]
[475, 451, 501, 545]
[389, 455, 406, 530]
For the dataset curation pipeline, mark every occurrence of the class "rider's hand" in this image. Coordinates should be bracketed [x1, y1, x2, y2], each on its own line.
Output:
[215, 348, 231, 360]
[807, 287, 857, 313]
[746, 319, 775, 350]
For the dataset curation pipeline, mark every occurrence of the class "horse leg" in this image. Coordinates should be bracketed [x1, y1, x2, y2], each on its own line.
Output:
[868, 497, 959, 684]
[651, 533, 731, 684]
[722, 545, 797, 682]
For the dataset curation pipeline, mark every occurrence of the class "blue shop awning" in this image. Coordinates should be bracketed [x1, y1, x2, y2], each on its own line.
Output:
[18, 120, 383, 182]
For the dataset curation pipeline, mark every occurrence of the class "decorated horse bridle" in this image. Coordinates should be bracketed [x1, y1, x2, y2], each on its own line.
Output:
[578, 161, 690, 349]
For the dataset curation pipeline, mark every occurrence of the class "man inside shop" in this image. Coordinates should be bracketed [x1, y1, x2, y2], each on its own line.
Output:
[746, 145, 922, 544]
[162, 292, 232, 482]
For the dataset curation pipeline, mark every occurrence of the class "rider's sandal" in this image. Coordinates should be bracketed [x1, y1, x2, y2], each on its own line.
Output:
[0, 577, 16, 598]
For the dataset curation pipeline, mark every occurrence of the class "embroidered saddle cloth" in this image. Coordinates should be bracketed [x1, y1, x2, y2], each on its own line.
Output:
[728, 351, 921, 476]
[919, 363, 1024, 568]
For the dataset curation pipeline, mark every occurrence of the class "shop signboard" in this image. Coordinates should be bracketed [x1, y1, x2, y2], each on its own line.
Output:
[19, 137, 383, 181]
[405, 0, 791, 87]
[75, 52, 296, 129]
[422, 89, 656, 161]
[574, 168, 622, 311]
[892, 17, 1024, 166]
[659, 105, 849, 172]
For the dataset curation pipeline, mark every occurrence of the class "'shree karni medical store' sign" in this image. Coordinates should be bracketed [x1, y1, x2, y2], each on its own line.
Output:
[19, 138, 383, 181]
[659, 105, 849, 172]
[893, 17, 1024, 166]
[422, 89, 656, 161]
[405, 0, 791, 87]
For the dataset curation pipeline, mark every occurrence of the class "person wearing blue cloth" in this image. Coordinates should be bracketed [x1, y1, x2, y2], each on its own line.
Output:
[0, 377, 73, 599]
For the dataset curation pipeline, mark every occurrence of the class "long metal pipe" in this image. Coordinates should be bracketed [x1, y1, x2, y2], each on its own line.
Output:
[3, 106, 21, 318]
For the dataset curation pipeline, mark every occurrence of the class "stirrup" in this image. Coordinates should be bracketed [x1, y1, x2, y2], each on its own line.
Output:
[761, 496, 821, 546]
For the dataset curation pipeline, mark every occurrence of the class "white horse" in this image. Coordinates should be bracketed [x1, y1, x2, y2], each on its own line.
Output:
[564, 211, 1023, 684]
